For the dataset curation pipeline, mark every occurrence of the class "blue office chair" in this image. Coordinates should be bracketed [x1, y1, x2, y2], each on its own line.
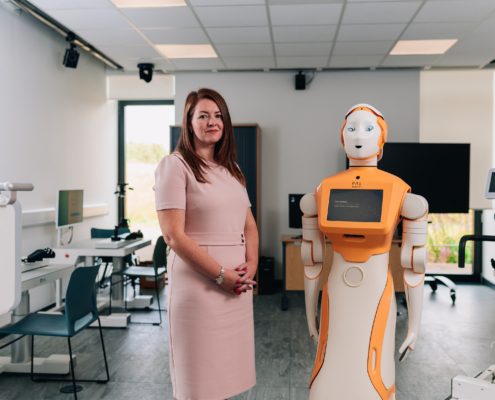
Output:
[0, 264, 109, 399]
[112, 235, 167, 325]
[90, 227, 131, 289]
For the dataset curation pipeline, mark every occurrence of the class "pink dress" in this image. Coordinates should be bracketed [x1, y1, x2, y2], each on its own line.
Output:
[154, 154, 256, 400]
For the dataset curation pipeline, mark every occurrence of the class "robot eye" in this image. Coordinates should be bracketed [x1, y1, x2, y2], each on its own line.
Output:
[347, 125, 355, 132]
[365, 125, 374, 132]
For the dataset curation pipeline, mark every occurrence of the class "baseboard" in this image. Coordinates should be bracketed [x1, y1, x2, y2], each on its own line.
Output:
[482, 277, 495, 291]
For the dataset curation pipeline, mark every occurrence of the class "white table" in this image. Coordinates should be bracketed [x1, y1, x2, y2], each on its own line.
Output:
[0, 264, 75, 375]
[53, 238, 152, 327]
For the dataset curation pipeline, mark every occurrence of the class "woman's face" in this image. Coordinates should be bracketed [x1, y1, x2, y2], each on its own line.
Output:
[190, 98, 224, 148]
[343, 110, 382, 159]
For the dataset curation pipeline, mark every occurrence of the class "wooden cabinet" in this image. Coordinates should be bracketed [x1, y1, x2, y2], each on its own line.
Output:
[283, 235, 405, 292]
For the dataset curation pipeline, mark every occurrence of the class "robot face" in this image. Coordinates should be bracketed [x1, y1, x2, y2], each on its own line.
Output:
[343, 110, 382, 160]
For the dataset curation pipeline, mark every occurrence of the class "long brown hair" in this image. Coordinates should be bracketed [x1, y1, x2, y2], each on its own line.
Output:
[175, 88, 246, 186]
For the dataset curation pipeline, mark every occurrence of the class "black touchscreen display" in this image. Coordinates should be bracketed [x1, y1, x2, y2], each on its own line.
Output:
[327, 189, 383, 223]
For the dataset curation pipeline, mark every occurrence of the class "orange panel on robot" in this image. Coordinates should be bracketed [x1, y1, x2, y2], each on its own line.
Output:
[315, 166, 410, 263]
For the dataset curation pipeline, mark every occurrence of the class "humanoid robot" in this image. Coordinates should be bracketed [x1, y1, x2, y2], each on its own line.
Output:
[300, 104, 428, 400]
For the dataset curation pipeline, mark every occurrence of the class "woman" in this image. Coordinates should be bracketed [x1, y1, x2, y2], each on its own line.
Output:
[154, 88, 258, 400]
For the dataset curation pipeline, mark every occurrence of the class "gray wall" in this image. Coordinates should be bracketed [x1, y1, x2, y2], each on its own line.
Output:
[0, 6, 117, 323]
[176, 70, 420, 278]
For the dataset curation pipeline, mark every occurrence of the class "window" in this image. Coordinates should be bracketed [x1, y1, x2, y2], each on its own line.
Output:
[118, 100, 174, 261]
[426, 211, 474, 275]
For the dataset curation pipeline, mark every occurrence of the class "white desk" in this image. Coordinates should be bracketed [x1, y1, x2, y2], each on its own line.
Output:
[0, 264, 75, 375]
[53, 238, 152, 327]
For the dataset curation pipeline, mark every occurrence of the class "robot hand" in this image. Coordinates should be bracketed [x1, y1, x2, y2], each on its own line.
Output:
[304, 264, 322, 344]
[399, 333, 416, 362]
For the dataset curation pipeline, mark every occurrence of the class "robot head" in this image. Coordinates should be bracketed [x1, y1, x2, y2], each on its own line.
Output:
[340, 104, 388, 161]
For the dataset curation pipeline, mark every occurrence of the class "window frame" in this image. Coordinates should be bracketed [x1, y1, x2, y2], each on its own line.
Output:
[117, 100, 175, 223]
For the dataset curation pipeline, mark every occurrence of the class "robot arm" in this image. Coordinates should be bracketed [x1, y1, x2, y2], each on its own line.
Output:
[399, 193, 428, 361]
[300, 193, 326, 345]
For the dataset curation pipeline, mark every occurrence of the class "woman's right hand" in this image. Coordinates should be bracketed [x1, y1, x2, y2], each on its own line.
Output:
[219, 269, 243, 293]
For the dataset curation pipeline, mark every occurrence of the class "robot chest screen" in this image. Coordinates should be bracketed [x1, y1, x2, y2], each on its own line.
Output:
[327, 189, 383, 223]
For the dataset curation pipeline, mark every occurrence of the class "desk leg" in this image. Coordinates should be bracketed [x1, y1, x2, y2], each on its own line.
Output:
[55, 279, 62, 309]
[281, 242, 288, 311]
[112, 257, 124, 302]
[11, 292, 31, 364]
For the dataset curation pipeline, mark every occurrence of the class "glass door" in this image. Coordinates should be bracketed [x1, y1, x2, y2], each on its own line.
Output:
[118, 100, 174, 262]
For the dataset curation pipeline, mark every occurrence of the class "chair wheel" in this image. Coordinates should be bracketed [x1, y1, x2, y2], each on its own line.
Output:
[450, 290, 456, 304]
[429, 281, 438, 292]
[60, 385, 83, 394]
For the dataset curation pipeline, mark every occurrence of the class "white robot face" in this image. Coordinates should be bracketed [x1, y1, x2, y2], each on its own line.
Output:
[343, 110, 382, 160]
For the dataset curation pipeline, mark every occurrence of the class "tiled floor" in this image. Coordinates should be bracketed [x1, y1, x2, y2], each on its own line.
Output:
[1, 283, 494, 399]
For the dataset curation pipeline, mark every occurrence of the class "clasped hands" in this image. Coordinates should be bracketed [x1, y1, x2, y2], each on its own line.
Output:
[220, 261, 257, 295]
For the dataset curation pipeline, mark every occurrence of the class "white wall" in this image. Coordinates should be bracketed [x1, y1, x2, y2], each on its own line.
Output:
[0, 7, 117, 324]
[175, 70, 420, 278]
[107, 74, 174, 100]
[420, 70, 494, 210]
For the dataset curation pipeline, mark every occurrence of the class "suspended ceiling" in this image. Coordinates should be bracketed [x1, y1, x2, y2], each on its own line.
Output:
[26, 0, 495, 72]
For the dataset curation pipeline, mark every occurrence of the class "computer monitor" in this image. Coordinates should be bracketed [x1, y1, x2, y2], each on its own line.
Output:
[56, 190, 84, 228]
[289, 194, 305, 229]
[346, 143, 471, 214]
[485, 168, 495, 199]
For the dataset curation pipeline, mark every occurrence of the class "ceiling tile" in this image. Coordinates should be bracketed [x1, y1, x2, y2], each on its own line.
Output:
[275, 42, 332, 56]
[207, 27, 271, 44]
[223, 57, 275, 69]
[47, 9, 132, 29]
[333, 41, 394, 56]
[414, 1, 495, 23]
[342, 2, 422, 24]
[443, 36, 495, 55]
[29, 0, 113, 9]
[269, 4, 343, 26]
[381, 54, 439, 67]
[142, 28, 209, 44]
[276, 56, 328, 68]
[269, 0, 343, 4]
[273, 25, 337, 43]
[337, 24, 406, 42]
[215, 43, 273, 57]
[117, 58, 176, 71]
[75, 29, 148, 45]
[190, 0, 264, 4]
[463, 17, 495, 40]
[171, 58, 225, 69]
[329, 55, 383, 68]
[120, 7, 199, 28]
[434, 53, 493, 67]
[97, 45, 162, 59]
[194, 5, 268, 27]
[401, 22, 476, 40]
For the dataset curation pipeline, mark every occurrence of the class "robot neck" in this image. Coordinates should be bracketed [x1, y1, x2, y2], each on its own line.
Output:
[348, 156, 378, 167]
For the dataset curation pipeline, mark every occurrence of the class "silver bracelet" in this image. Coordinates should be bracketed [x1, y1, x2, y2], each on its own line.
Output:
[215, 266, 225, 284]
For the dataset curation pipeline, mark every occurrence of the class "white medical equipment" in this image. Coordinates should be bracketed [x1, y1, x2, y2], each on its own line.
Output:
[446, 170, 495, 400]
[0, 182, 75, 375]
[0, 182, 34, 316]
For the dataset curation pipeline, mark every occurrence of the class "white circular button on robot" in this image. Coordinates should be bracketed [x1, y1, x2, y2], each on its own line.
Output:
[343, 266, 365, 287]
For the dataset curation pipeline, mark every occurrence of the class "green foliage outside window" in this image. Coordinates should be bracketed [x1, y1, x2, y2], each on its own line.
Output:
[427, 212, 473, 265]
[126, 142, 168, 164]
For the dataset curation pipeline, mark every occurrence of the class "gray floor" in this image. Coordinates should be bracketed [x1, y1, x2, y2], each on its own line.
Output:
[1, 283, 495, 399]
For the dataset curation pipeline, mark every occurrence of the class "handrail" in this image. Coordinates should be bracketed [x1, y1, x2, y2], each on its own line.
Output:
[458, 235, 495, 268]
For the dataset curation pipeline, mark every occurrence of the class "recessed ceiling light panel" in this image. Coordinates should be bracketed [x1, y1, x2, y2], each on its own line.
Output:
[156, 44, 217, 59]
[111, 0, 186, 7]
[390, 39, 457, 55]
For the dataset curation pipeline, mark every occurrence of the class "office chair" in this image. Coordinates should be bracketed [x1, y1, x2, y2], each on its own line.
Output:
[0, 264, 109, 399]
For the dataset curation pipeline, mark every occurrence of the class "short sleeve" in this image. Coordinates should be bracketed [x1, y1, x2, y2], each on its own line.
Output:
[244, 187, 252, 207]
[153, 154, 187, 211]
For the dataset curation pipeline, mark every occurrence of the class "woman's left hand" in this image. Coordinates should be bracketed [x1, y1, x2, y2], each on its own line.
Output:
[234, 261, 258, 295]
